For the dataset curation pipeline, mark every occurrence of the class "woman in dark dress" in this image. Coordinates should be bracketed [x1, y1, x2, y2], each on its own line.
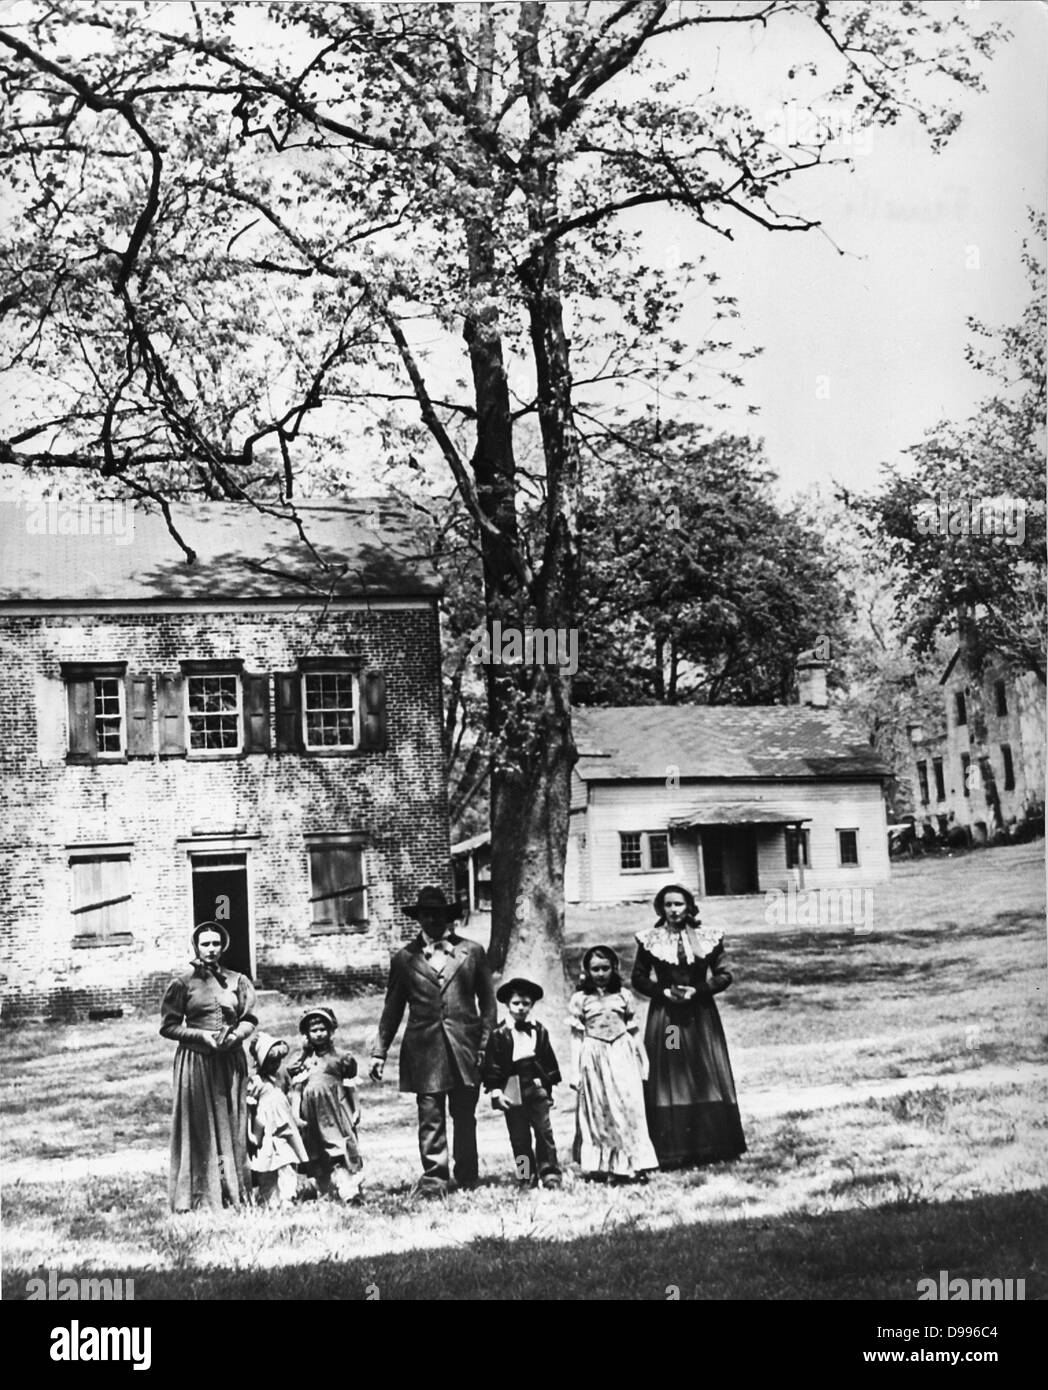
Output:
[630, 884, 746, 1169]
[159, 921, 258, 1211]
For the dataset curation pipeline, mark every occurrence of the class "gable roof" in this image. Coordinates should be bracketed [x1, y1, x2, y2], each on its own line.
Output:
[573, 705, 887, 781]
[0, 497, 441, 603]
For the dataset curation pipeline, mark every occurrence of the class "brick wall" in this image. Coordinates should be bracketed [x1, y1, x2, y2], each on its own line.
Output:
[0, 603, 451, 1019]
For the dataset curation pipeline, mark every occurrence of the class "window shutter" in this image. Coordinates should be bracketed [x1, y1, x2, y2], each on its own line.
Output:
[274, 672, 303, 752]
[360, 670, 387, 751]
[125, 673, 155, 757]
[157, 673, 186, 756]
[66, 679, 96, 761]
[242, 672, 271, 753]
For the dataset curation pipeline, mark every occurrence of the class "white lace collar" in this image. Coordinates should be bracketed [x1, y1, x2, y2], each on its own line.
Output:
[636, 919, 723, 964]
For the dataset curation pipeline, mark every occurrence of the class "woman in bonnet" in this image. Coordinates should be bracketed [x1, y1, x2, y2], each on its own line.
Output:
[630, 884, 746, 1169]
[159, 920, 258, 1211]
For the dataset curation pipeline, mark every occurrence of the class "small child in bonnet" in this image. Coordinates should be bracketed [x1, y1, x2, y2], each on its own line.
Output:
[247, 1032, 308, 1206]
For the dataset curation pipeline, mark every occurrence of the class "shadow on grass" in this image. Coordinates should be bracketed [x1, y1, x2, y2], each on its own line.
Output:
[4, 1187, 1045, 1301]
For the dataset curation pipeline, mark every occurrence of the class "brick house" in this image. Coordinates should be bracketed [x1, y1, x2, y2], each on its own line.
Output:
[0, 498, 451, 1019]
[567, 661, 891, 904]
[905, 643, 1046, 842]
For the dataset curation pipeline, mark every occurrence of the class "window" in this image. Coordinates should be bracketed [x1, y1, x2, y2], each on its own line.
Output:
[619, 831, 670, 872]
[63, 662, 128, 762]
[307, 839, 368, 933]
[275, 660, 385, 755]
[916, 760, 930, 806]
[785, 826, 810, 869]
[303, 670, 358, 749]
[932, 758, 946, 803]
[954, 691, 967, 726]
[994, 680, 1008, 717]
[186, 672, 242, 753]
[70, 851, 132, 945]
[1001, 744, 1015, 791]
[961, 752, 972, 797]
[837, 829, 859, 866]
[620, 832, 642, 870]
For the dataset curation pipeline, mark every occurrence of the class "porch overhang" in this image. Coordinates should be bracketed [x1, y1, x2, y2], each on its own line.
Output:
[668, 806, 813, 829]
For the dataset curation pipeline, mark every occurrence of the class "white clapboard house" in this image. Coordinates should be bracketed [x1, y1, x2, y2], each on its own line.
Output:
[567, 662, 891, 903]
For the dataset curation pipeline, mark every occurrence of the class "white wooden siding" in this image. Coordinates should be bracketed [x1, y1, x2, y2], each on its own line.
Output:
[566, 779, 890, 902]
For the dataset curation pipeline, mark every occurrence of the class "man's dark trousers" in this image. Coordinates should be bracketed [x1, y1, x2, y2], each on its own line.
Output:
[417, 1079, 479, 1192]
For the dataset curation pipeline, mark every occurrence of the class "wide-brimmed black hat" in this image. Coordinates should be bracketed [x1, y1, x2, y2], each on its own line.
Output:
[496, 976, 544, 1004]
[403, 885, 463, 921]
[299, 1006, 338, 1034]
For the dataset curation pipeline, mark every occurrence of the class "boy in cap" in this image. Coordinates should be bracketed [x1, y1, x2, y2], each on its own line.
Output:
[482, 977, 563, 1189]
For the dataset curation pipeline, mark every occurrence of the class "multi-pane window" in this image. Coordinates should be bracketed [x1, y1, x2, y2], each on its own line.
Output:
[837, 829, 859, 866]
[307, 840, 368, 932]
[186, 674, 241, 752]
[620, 831, 669, 872]
[93, 677, 124, 754]
[1001, 744, 1015, 792]
[785, 826, 810, 869]
[70, 852, 132, 944]
[620, 832, 642, 870]
[648, 832, 670, 870]
[64, 662, 128, 762]
[303, 671, 358, 749]
[961, 752, 972, 797]
[933, 758, 946, 802]
[916, 760, 930, 806]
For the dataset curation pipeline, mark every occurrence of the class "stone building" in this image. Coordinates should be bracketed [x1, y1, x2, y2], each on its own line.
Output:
[906, 642, 1046, 842]
[0, 498, 450, 1018]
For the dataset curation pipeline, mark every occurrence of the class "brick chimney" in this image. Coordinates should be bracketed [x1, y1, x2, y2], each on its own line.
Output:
[796, 652, 829, 708]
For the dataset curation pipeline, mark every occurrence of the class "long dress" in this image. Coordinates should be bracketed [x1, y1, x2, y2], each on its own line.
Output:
[631, 921, 746, 1168]
[289, 1048, 363, 1192]
[569, 989, 658, 1178]
[159, 966, 257, 1212]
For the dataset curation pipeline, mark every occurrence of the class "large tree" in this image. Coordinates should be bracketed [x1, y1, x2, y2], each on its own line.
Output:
[858, 211, 1046, 684]
[0, 1, 1001, 994]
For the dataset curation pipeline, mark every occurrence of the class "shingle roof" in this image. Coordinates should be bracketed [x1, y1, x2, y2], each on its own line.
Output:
[573, 705, 887, 781]
[0, 497, 441, 602]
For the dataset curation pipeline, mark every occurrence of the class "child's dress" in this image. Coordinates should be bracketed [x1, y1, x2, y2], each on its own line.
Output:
[569, 989, 658, 1177]
[289, 1049, 364, 1200]
[248, 1076, 308, 1205]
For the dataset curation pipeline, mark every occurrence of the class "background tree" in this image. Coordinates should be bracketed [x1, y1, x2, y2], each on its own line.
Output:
[858, 211, 1046, 684]
[0, 1, 1002, 994]
[576, 420, 847, 705]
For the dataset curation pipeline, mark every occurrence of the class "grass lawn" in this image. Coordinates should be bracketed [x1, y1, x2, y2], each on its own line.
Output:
[2, 842, 1046, 1300]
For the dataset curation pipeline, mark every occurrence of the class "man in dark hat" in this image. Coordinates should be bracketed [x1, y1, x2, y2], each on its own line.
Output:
[369, 886, 496, 1197]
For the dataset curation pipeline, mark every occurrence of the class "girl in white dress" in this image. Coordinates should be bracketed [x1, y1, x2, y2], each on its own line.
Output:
[569, 945, 658, 1181]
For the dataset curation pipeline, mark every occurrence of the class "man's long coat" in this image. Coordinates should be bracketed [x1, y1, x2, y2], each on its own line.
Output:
[373, 933, 497, 1093]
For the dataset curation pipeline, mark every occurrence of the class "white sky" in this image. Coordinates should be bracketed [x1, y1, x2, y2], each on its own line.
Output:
[639, 0, 1047, 498]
